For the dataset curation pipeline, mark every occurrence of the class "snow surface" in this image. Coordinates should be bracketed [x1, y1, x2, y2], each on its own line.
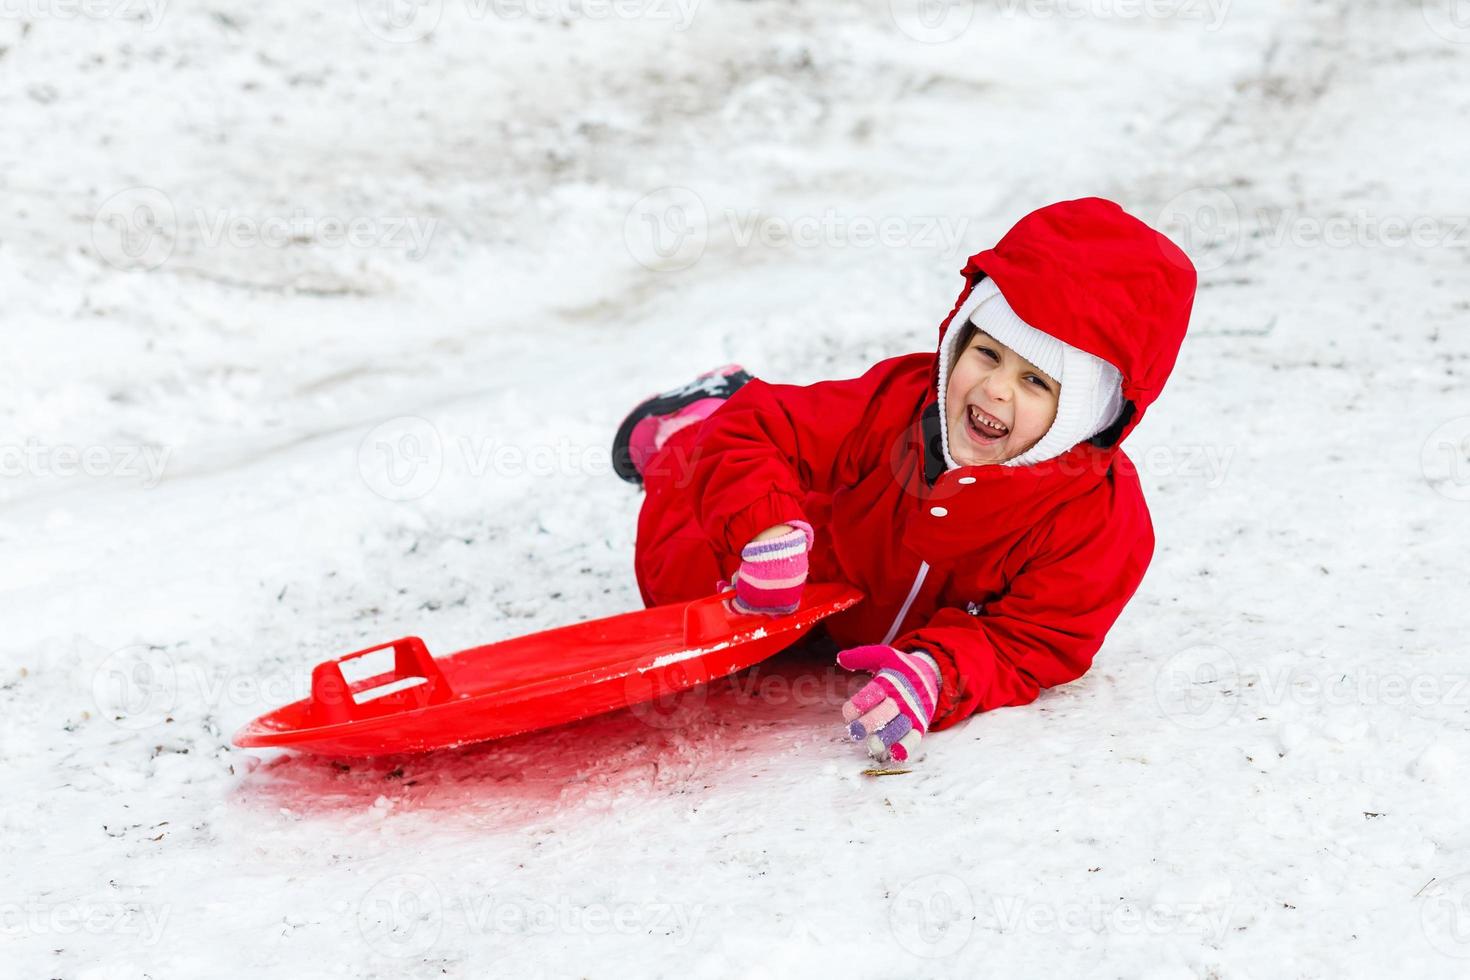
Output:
[4, 1, 1470, 976]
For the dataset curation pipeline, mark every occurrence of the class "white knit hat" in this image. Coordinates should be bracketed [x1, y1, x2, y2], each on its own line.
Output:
[937, 277, 1125, 468]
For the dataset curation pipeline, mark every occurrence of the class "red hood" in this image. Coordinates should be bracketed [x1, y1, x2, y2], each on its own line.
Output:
[932, 197, 1197, 450]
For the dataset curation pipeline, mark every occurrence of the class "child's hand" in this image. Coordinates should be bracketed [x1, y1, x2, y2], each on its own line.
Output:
[837, 645, 941, 764]
[726, 521, 814, 616]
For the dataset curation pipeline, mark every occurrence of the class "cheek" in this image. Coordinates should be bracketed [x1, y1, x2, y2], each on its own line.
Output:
[1019, 395, 1058, 435]
[947, 363, 978, 410]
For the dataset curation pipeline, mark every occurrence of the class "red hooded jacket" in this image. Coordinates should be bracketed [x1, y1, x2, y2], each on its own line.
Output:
[634, 198, 1197, 730]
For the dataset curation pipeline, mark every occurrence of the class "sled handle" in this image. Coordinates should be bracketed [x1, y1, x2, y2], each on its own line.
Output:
[683, 589, 783, 647]
[308, 636, 454, 725]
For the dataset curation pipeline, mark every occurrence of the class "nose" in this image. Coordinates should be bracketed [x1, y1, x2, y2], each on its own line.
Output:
[981, 372, 1011, 403]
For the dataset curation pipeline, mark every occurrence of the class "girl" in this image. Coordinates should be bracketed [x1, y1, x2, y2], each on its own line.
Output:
[611, 198, 1197, 764]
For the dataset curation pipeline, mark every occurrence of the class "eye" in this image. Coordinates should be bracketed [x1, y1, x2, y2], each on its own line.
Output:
[974, 345, 999, 362]
[1027, 375, 1051, 392]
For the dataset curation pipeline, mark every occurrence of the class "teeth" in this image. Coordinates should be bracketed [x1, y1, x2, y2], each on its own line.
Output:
[970, 406, 1006, 434]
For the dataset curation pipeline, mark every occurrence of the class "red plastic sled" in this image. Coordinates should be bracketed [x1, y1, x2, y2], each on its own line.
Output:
[233, 583, 863, 756]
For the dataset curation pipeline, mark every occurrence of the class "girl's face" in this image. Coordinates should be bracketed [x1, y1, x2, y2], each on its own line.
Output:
[945, 325, 1061, 466]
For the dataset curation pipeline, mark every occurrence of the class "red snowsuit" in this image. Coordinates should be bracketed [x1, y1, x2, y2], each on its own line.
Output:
[634, 198, 1197, 731]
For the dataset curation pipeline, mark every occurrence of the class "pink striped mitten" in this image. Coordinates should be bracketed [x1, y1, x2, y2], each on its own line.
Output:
[836, 644, 942, 764]
[728, 521, 815, 616]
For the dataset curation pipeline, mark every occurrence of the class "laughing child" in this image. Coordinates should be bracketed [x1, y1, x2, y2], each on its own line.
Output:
[610, 197, 1197, 764]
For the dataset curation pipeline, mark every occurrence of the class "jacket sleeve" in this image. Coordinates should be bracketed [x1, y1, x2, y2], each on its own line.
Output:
[896, 493, 1154, 729]
[687, 357, 917, 561]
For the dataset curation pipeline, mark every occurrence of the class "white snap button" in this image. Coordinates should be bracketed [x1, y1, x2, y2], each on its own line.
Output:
[930, 506, 948, 517]
[958, 476, 976, 485]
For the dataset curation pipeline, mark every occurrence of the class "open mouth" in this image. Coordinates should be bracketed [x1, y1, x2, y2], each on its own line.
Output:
[965, 404, 1009, 445]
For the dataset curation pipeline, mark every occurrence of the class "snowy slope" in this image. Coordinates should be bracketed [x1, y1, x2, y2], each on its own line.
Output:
[4, 1, 1470, 976]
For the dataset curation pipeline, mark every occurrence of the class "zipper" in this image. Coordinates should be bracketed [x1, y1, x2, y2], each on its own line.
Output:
[880, 560, 930, 645]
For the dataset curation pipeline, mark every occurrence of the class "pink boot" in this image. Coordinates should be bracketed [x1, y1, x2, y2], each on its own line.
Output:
[612, 365, 752, 484]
